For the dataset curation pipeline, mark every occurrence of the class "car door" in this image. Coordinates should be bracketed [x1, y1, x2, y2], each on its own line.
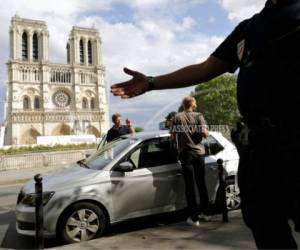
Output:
[202, 135, 225, 202]
[110, 136, 184, 221]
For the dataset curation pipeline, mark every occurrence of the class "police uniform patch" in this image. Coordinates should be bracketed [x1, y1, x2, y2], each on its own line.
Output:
[237, 39, 246, 61]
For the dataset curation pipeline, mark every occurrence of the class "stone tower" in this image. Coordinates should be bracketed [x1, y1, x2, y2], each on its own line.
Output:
[4, 15, 109, 145]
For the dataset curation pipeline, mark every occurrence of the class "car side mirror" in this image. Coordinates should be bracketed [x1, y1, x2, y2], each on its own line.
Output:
[116, 161, 134, 172]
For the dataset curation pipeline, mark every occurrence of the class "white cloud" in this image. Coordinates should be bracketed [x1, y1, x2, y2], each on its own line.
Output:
[0, 0, 223, 129]
[219, 0, 266, 22]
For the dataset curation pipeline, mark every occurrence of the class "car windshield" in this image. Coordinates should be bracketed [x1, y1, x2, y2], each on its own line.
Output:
[81, 137, 137, 170]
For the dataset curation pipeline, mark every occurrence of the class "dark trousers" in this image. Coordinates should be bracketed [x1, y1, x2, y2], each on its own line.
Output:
[238, 137, 300, 249]
[179, 149, 209, 221]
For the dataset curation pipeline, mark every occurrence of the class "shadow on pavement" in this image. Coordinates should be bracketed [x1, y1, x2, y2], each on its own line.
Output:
[108, 209, 188, 236]
[0, 209, 188, 249]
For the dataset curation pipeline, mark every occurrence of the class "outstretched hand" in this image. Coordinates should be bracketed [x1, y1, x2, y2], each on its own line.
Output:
[110, 67, 149, 99]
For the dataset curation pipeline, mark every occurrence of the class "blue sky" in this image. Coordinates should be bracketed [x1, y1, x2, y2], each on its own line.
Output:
[0, 0, 266, 130]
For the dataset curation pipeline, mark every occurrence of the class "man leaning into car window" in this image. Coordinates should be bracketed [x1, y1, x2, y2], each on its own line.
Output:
[171, 96, 210, 227]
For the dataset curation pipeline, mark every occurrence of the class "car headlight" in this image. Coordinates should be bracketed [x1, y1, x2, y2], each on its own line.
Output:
[21, 192, 55, 207]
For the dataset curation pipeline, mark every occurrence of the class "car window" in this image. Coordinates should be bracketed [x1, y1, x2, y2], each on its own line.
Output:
[202, 135, 224, 155]
[130, 148, 141, 168]
[126, 137, 178, 169]
[97, 134, 107, 150]
[85, 138, 137, 170]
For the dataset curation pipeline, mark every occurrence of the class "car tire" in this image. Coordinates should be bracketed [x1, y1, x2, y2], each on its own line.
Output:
[57, 202, 106, 243]
[225, 179, 241, 211]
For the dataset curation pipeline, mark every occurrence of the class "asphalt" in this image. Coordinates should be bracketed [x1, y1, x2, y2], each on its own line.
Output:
[0, 164, 72, 186]
[49, 211, 300, 250]
[48, 210, 258, 250]
[1, 165, 300, 249]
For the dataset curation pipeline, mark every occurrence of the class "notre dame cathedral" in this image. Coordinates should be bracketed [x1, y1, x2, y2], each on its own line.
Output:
[3, 14, 109, 145]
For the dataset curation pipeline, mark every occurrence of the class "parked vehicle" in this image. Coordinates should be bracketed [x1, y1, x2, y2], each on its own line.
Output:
[16, 131, 240, 243]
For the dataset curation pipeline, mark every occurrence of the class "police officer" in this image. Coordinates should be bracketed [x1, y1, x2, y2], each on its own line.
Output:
[111, 0, 300, 248]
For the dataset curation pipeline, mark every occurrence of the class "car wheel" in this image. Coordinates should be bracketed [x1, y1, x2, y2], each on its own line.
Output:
[225, 179, 241, 211]
[58, 202, 106, 243]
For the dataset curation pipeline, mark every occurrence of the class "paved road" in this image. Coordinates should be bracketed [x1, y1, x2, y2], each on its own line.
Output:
[1, 183, 299, 250]
[0, 183, 61, 249]
[0, 183, 188, 249]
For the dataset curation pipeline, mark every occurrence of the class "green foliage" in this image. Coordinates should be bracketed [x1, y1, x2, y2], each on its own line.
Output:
[0, 143, 97, 156]
[134, 127, 144, 133]
[192, 75, 239, 126]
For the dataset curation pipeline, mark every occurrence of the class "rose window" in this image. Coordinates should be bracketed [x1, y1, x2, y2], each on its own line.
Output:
[52, 90, 71, 107]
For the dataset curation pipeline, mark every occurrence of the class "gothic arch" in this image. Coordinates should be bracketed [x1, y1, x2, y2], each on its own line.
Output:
[22, 31, 28, 60]
[88, 40, 92, 64]
[52, 123, 72, 136]
[90, 97, 96, 109]
[66, 43, 70, 63]
[34, 96, 41, 109]
[84, 90, 96, 98]
[79, 39, 84, 64]
[19, 87, 40, 101]
[87, 126, 100, 137]
[23, 95, 31, 110]
[32, 32, 38, 60]
[82, 97, 88, 109]
[20, 127, 41, 145]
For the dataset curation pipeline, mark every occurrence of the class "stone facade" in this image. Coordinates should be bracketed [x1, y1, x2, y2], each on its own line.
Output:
[4, 15, 109, 145]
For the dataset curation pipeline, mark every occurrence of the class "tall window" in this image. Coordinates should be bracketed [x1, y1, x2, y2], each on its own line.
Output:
[90, 98, 95, 109]
[79, 39, 84, 64]
[82, 98, 88, 109]
[34, 96, 40, 109]
[32, 33, 38, 61]
[22, 32, 28, 60]
[34, 70, 39, 81]
[66, 43, 70, 63]
[88, 40, 92, 64]
[23, 96, 30, 110]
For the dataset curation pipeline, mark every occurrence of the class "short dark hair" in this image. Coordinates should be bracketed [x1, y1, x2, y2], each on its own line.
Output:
[112, 113, 121, 122]
[165, 112, 177, 121]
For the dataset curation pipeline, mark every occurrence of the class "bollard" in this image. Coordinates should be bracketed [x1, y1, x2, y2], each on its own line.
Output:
[217, 159, 229, 222]
[34, 174, 44, 249]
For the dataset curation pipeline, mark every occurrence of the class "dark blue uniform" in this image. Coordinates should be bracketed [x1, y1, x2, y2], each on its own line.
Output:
[212, 0, 300, 248]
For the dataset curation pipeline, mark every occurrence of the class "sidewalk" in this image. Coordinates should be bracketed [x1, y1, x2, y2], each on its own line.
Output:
[50, 210, 258, 250]
[0, 164, 71, 186]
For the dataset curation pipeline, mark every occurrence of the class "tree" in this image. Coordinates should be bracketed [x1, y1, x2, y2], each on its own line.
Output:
[192, 75, 239, 126]
[134, 127, 144, 133]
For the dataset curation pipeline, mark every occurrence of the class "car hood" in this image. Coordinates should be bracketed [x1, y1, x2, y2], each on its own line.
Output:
[22, 163, 101, 193]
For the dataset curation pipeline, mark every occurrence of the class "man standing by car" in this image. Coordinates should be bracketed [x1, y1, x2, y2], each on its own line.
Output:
[171, 96, 210, 226]
[106, 113, 135, 142]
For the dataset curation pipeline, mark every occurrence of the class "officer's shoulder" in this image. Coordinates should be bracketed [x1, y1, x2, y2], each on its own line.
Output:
[234, 16, 257, 32]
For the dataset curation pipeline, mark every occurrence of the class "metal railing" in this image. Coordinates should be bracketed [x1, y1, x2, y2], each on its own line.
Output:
[0, 149, 94, 171]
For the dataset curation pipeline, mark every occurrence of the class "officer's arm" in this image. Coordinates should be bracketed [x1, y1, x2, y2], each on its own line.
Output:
[150, 56, 231, 90]
[111, 56, 233, 98]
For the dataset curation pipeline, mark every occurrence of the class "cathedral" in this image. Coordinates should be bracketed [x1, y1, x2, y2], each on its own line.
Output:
[3, 15, 109, 145]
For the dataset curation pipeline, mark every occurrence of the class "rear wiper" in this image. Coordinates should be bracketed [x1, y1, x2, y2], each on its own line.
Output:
[77, 160, 90, 169]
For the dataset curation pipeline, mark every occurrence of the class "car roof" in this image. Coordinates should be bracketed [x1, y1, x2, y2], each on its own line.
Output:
[120, 131, 170, 140]
[120, 130, 224, 141]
